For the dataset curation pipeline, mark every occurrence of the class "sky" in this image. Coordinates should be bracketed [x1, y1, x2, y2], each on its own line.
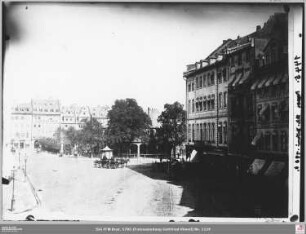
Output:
[4, 3, 284, 111]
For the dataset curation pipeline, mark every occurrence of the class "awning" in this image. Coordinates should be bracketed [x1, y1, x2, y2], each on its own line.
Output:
[238, 71, 251, 85]
[251, 79, 261, 90]
[272, 73, 283, 85]
[190, 149, 198, 162]
[259, 104, 269, 116]
[264, 161, 286, 177]
[227, 73, 236, 86]
[264, 75, 276, 87]
[251, 132, 262, 146]
[281, 73, 288, 83]
[231, 73, 243, 87]
[248, 159, 266, 175]
[257, 78, 268, 89]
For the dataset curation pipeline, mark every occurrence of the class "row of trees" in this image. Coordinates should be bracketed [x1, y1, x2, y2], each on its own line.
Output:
[37, 98, 186, 158]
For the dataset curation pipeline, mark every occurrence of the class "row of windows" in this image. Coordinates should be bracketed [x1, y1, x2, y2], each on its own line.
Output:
[188, 95, 215, 113]
[257, 101, 288, 123]
[188, 92, 228, 114]
[188, 122, 228, 145]
[33, 108, 60, 112]
[230, 50, 250, 67]
[257, 131, 288, 152]
[187, 68, 227, 92]
[15, 132, 30, 138]
[256, 84, 288, 100]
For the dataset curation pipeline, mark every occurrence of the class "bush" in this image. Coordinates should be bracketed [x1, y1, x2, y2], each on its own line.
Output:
[37, 137, 60, 153]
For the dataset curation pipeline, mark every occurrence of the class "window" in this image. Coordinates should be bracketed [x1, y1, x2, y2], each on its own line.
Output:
[212, 123, 215, 143]
[199, 98, 203, 111]
[204, 123, 207, 141]
[218, 123, 223, 144]
[224, 92, 228, 108]
[192, 82, 195, 91]
[238, 54, 242, 65]
[199, 76, 202, 88]
[196, 124, 200, 141]
[188, 83, 191, 92]
[265, 132, 271, 151]
[219, 93, 223, 108]
[196, 77, 199, 89]
[207, 74, 211, 86]
[217, 72, 222, 84]
[280, 131, 288, 152]
[195, 100, 199, 112]
[223, 122, 227, 144]
[223, 68, 227, 82]
[246, 50, 250, 62]
[188, 100, 191, 114]
[192, 99, 195, 113]
[257, 104, 263, 122]
[208, 123, 211, 141]
[203, 75, 207, 87]
[230, 57, 234, 66]
[271, 102, 278, 120]
[203, 98, 207, 111]
[192, 124, 195, 141]
[211, 95, 215, 110]
[207, 96, 211, 110]
[211, 72, 215, 85]
[272, 132, 278, 151]
[188, 124, 191, 142]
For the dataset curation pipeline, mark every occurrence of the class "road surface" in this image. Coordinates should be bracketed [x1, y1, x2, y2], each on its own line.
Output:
[4, 152, 195, 220]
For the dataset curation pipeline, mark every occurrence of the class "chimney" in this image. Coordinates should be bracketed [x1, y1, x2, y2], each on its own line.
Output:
[256, 25, 261, 31]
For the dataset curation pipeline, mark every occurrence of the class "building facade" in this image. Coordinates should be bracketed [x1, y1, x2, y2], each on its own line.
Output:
[9, 103, 33, 149]
[183, 12, 288, 169]
[184, 40, 232, 154]
[8, 100, 110, 150]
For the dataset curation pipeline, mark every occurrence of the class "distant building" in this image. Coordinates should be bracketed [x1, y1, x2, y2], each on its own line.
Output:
[89, 105, 109, 128]
[147, 107, 161, 128]
[31, 99, 61, 140]
[8, 100, 110, 150]
[10, 103, 32, 149]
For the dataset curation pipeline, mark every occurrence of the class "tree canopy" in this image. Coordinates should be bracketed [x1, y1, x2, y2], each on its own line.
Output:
[157, 101, 186, 157]
[106, 99, 151, 152]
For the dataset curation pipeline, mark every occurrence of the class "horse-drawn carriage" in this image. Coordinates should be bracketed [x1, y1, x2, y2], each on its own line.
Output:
[94, 157, 129, 169]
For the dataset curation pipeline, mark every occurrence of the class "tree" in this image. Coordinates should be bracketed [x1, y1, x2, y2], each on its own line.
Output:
[37, 137, 61, 153]
[106, 98, 151, 155]
[157, 102, 186, 158]
[78, 118, 105, 157]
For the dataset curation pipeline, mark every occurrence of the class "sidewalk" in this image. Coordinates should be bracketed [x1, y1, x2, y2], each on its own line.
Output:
[3, 168, 39, 220]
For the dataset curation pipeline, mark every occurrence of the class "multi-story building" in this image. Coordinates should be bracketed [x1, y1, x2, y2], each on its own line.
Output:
[250, 14, 288, 162]
[8, 100, 110, 150]
[184, 39, 232, 154]
[227, 13, 288, 165]
[31, 99, 61, 141]
[89, 105, 109, 128]
[9, 103, 33, 149]
[75, 105, 91, 129]
[61, 105, 79, 130]
[183, 12, 288, 170]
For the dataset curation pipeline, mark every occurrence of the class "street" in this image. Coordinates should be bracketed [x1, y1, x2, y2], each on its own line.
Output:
[3, 152, 194, 220]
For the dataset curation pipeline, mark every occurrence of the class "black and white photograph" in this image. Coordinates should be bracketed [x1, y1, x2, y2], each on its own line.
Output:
[1, 2, 303, 222]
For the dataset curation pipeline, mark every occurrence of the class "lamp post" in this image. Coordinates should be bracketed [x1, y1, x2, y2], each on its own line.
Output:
[10, 168, 16, 211]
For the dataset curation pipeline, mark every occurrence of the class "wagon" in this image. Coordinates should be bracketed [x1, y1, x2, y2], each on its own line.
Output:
[94, 158, 130, 169]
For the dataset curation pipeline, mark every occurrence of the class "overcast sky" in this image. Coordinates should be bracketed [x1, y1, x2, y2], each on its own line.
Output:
[4, 3, 284, 111]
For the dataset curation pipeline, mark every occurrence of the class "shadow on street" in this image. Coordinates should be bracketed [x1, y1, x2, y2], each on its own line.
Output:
[127, 160, 288, 218]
